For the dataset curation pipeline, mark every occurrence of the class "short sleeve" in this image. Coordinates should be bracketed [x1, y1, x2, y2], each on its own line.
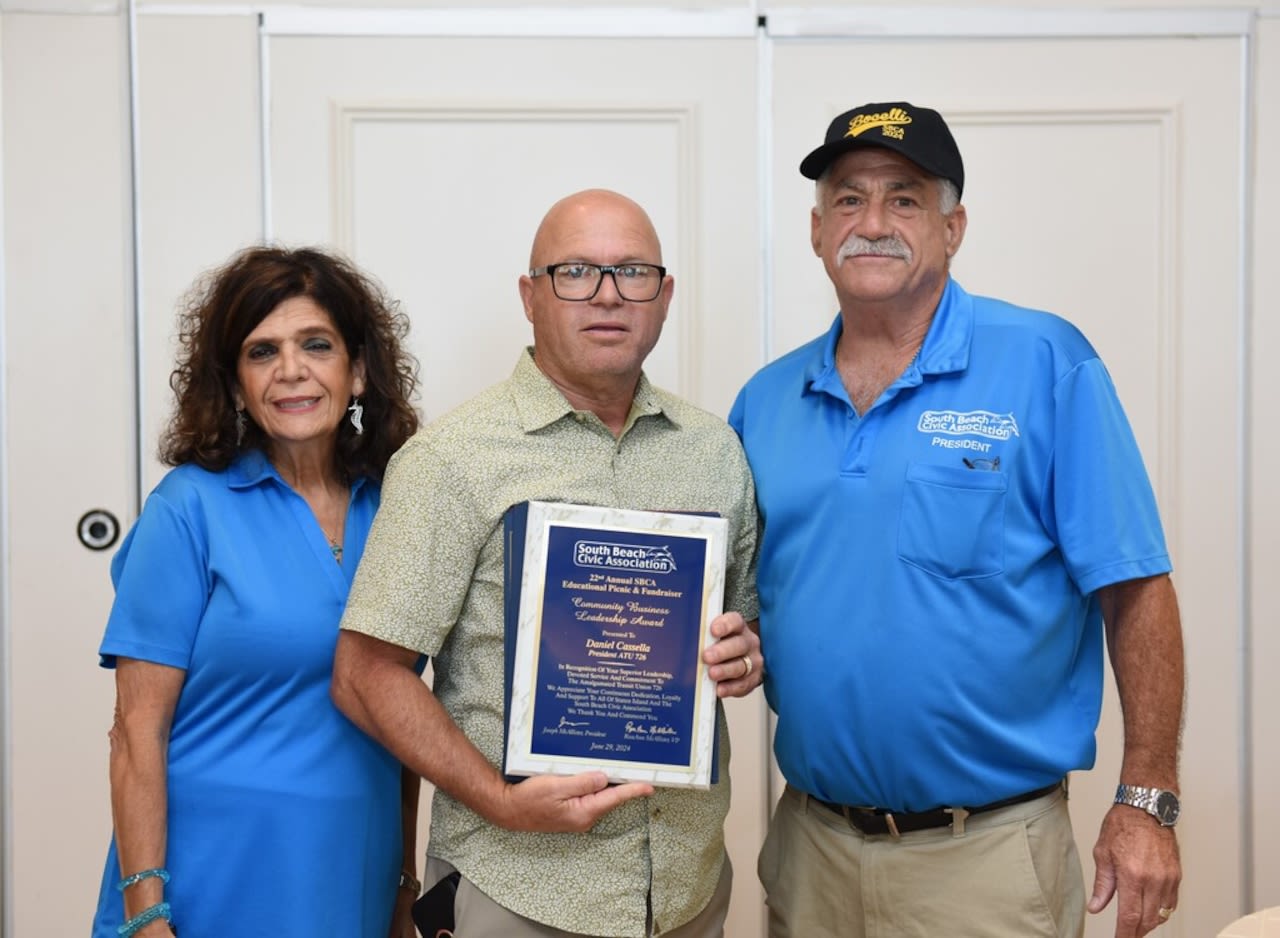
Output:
[99, 491, 209, 670]
[1049, 359, 1172, 594]
[340, 435, 489, 654]
[722, 447, 760, 622]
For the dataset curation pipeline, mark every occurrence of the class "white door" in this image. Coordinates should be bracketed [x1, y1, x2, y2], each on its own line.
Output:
[265, 28, 770, 937]
[4, 15, 269, 937]
[771, 33, 1243, 938]
[1, 14, 135, 936]
[267, 31, 763, 422]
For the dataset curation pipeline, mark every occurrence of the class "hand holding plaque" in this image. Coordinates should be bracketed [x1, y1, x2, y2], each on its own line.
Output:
[503, 501, 727, 790]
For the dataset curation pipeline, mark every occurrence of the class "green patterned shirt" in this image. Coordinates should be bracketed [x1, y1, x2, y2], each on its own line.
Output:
[341, 349, 759, 937]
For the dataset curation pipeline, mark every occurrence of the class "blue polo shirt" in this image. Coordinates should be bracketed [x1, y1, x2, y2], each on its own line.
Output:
[729, 278, 1171, 810]
[93, 451, 406, 937]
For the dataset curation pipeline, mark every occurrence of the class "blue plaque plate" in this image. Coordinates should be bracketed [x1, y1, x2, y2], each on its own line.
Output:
[503, 501, 727, 789]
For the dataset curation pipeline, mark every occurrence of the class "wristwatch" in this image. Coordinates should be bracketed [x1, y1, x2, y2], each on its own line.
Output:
[399, 870, 422, 895]
[1114, 784, 1181, 827]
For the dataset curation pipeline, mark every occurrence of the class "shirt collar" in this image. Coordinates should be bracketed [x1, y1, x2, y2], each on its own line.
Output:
[227, 448, 278, 489]
[803, 276, 974, 396]
[225, 447, 369, 495]
[510, 347, 675, 434]
[918, 277, 973, 375]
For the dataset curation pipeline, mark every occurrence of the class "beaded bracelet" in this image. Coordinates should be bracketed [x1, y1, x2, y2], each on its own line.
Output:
[117, 868, 170, 892]
[118, 901, 171, 937]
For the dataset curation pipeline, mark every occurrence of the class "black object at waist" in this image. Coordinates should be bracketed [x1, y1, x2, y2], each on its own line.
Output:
[809, 780, 1063, 837]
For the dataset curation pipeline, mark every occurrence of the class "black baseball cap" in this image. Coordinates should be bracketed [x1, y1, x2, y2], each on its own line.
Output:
[799, 101, 965, 198]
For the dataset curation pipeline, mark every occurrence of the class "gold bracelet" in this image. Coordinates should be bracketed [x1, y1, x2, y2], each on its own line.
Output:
[398, 870, 421, 895]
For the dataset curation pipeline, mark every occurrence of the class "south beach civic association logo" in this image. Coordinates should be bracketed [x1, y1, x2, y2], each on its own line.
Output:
[573, 540, 678, 574]
[917, 409, 1020, 441]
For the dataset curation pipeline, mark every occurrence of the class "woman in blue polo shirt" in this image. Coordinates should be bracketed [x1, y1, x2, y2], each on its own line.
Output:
[90, 247, 421, 938]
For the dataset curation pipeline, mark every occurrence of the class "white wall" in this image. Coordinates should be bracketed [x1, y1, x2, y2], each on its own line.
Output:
[1250, 11, 1280, 916]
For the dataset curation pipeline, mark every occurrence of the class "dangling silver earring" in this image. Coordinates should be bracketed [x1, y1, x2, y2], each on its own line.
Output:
[348, 398, 364, 436]
[235, 409, 247, 446]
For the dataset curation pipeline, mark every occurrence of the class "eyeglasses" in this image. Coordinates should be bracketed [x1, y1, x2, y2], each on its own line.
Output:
[529, 262, 667, 302]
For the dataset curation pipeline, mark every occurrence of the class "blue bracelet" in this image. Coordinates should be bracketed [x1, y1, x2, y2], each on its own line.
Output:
[118, 901, 171, 937]
[116, 868, 170, 892]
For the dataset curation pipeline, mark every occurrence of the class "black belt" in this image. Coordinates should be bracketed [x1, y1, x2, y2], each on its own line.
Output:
[809, 780, 1063, 837]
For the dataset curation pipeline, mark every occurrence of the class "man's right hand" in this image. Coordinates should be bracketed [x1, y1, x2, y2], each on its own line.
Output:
[495, 772, 654, 832]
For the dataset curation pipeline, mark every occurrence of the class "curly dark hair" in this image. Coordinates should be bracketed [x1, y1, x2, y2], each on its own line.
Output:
[160, 245, 419, 480]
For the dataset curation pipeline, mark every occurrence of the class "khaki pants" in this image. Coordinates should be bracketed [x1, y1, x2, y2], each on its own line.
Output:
[422, 853, 732, 938]
[758, 784, 1085, 938]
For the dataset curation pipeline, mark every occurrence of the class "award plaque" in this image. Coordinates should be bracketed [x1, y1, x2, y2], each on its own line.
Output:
[503, 501, 727, 790]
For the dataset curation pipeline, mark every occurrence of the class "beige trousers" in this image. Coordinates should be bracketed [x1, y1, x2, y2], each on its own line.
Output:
[422, 853, 732, 938]
[758, 784, 1085, 938]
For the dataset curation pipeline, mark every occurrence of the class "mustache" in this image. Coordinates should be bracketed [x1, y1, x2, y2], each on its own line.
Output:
[837, 236, 912, 263]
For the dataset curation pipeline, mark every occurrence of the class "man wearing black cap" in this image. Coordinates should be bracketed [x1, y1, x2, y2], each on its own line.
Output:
[729, 102, 1185, 937]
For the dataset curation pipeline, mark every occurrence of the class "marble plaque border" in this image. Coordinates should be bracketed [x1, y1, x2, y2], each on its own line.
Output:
[504, 501, 727, 789]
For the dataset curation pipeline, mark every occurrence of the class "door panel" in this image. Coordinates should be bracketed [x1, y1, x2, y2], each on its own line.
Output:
[269, 35, 761, 420]
[268, 33, 768, 937]
[334, 101, 688, 415]
[136, 15, 264, 495]
[2, 14, 134, 937]
[772, 35, 1242, 938]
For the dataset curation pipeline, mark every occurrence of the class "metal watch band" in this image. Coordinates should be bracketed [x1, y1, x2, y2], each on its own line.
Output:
[1114, 783, 1180, 826]
[1115, 783, 1159, 811]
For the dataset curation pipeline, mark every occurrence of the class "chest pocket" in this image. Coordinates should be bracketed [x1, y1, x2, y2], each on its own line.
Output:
[897, 462, 1006, 579]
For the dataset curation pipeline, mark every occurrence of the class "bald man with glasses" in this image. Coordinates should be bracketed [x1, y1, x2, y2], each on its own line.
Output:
[332, 189, 761, 938]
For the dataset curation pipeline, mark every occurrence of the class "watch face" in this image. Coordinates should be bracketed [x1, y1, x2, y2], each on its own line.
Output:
[1155, 790, 1181, 826]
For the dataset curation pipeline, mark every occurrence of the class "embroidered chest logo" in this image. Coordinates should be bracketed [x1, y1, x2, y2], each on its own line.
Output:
[917, 410, 1021, 440]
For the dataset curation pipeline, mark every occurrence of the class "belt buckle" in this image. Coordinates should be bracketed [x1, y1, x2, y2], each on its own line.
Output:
[850, 807, 899, 839]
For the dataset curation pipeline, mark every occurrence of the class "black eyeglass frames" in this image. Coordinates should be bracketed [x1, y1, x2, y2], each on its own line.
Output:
[528, 262, 667, 302]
